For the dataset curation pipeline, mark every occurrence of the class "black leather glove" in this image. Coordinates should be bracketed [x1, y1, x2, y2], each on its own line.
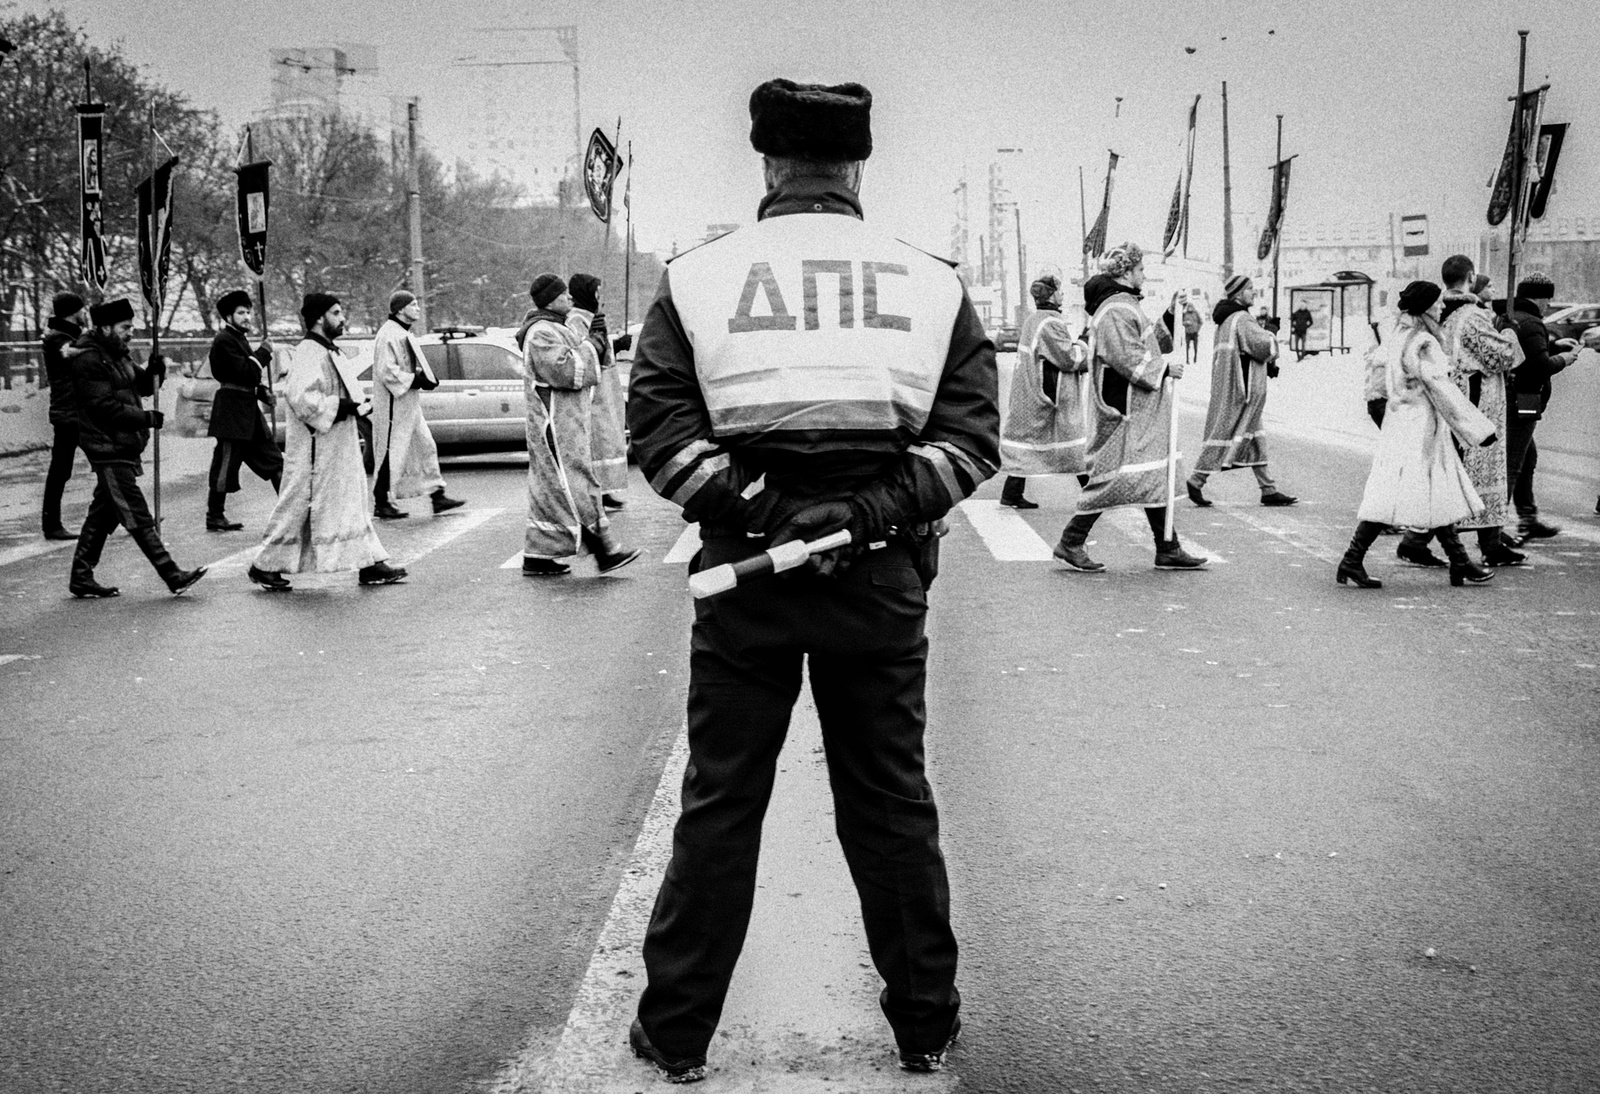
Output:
[767, 499, 866, 578]
[612, 332, 634, 354]
[334, 398, 360, 422]
[146, 353, 167, 382]
[570, 273, 601, 313]
[410, 371, 428, 391]
[256, 385, 276, 406]
[590, 313, 609, 342]
[145, 409, 164, 429]
[1267, 362, 1281, 379]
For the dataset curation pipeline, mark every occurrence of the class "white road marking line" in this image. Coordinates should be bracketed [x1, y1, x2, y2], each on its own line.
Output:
[391, 507, 504, 565]
[956, 499, 1054, 560]
[499, 552, 523, 570]
[662, 524, 701, 564]
[0, 539, 76, 569]
[0, 654, 32, 667]
[1223, 506, 1342, 564]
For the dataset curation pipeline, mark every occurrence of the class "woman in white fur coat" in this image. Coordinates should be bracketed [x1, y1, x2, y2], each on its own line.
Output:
[1336, 281, 1498, 589]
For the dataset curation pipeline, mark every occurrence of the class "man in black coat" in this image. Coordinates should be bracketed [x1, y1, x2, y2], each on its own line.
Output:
[1501, 273, 1578, 540]
[205, 289, 283, 531]
[67, 298, 206, 598]
[41, 291, 88, 540]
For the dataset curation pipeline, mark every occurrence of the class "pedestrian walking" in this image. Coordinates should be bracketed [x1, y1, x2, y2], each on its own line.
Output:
[1289, 303, 1313, 358]
[625, 78, 995, 1081]
[1337, 281, 1496, 589]
[1052, 243, 1206, 572]
[204, 289, 283, 532]
[248, 294, 405, 591]
[569, 273, 630, 511]
[370, 290, 464, 521]
[517, 274, 639, 577]
[1182, 296, 1203, 363]
[1185, 274, 1298, 508]
[41, 291, 88, 540]
[998, 274, 1089, 509]
[1501, 272, 1579, 542]
[66, 298, 207, 598]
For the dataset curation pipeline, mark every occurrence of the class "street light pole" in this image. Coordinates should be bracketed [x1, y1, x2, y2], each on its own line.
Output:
[406, 99, 428, 331]
[1221, 80, 1234, 280]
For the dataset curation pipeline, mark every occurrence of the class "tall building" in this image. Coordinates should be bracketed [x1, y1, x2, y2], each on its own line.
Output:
[447, 25, 580, 206]
[266, 44, 383, 125]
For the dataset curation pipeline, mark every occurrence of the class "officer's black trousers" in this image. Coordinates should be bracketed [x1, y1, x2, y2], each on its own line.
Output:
[71, 463, 178, 586]
[639, 537, 959, 1060]
[42, 422, 80, 532]
[206, 421, 284, 519]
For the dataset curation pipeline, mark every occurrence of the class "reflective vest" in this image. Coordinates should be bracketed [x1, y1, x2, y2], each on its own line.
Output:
[666, 213, 963, 439]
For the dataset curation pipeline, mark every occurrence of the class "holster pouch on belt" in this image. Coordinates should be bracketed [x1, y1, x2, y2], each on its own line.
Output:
[897, 518, 949, 591]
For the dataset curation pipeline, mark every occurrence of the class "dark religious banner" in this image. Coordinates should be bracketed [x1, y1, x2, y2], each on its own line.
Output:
[234, 160, 271, 276]
[76, 104, 109, 290]
[137, 156, 179, 316]
[1083, 150, 1119, 259]
[1487, 87, 1545, 227]
[582, 127, 621, 224]
[1162, 96, 1200, 258]
[1257, 157, 1292, 261]
[1526, 122, 1568, 222]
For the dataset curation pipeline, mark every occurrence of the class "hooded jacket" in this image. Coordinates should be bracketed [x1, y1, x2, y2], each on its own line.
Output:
[43, 317, 82, 425]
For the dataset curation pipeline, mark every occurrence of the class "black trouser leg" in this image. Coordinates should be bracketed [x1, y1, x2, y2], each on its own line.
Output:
[999, 475, 1028, 504]
[1436, 526, 1472, 568]
[1400, 528, 1434, 548]
[1476, 527, 1500, 554]
[374, 456, 391, 504]
[207, 441, 235, 519]
[43, 423, 80, 532]
[70, 474, 122, 585]
[809, 644, 959, 1053]
[1060, 511, 1099, 548]
[1506, 415, 1538, 519]
[73, 466, 178, 585]
[1144, 505, 1172, 546]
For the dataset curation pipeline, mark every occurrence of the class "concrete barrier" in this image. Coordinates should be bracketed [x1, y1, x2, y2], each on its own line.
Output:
[0, 384, 52, 456]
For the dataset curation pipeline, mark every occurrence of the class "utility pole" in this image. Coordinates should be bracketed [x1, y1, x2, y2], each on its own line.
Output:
[1079, 165, 1089, 280]
[1272, 113, 1283, 319]
[406, 99, 428, 331]
[1221, 80, 1234, 280]
[1507, 30, 1530, 306]
[988, 162, 1007, 324]
[1014, 203, 1026, 326]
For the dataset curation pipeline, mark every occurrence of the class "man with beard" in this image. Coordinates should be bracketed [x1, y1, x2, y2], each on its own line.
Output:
[1053, 243, 1206, 572]
[41, 291, 88, 540]
[67, 298, 207, 598]
[204, 289, 283, 532]
[1185, 275, 1297, 508]
[248, 293, 405, 591]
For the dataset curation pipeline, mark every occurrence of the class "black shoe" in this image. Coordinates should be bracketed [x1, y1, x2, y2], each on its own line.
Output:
[1595, 495, 1599, 515]
[69, 578, 120, 598]
[430, 491, 465, 514]
[374, 500, 409, 520]
[1335, 561, 1382, 588]
[596, 546, 642, 574]
[206, 516, 244, 532]
[1052, 542, 1106, 572]
[1482, 545, 1526, 567]
[1186, 480, 1212, 507]
[999, 496, 1039, 509]
[1518, 518, 1560, 540]
[899, 1016, 962, 1073]
[1396, 543, 1447, 567]
[1450, 562, 1495, 587]
[43, 525, 78, 541]
[166, 567, 208, 596]
[1155, 541, 1208, 569]
[521, 557, 571, 577]
[247, 565, 293, 592]
[1260, 491, 1298, 507]
[628, 1018, 706, 1084]
[602, 493, 627, 511]
[358, 561, 408, 585]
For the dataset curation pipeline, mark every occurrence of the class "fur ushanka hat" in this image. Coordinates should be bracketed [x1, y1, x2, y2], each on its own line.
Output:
[749, 79, 873, 162]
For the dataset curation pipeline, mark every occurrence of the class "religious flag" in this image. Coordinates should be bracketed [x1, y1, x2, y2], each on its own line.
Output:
[1487, 87, 1545, 227]
[76, 103, 109, 290]
[1257, 157, 1292, 261]
[137, 155, 179, 317]
[1162, 96, 1200, 258]
[1083, 150, 1118, 259]
[1526, 122, 1568, 221]
[235, 158, 271, 277]
[582, 127, 622, 224]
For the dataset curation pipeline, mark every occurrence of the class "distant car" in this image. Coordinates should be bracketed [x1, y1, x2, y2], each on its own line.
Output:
[993, 325, 1020, 352]
[272, 327, 528, 452]
[1543, 303, 1600, 343]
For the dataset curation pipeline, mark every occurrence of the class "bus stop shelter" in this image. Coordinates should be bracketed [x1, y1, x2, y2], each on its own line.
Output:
[1287, 271, 1374, 358]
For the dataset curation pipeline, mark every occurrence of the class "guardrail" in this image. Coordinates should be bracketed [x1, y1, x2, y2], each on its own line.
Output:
[1, 337, 222, 391]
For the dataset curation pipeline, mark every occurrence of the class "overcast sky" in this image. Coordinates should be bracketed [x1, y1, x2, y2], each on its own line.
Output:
[17, 0, 1600, 274]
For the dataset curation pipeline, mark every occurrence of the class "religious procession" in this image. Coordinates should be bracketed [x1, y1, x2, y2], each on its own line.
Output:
[4, 10, 1599, 1094]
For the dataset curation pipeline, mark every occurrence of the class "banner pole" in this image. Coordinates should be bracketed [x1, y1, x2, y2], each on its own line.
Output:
[623, 142, 632, 337]
[1507, 31, 1529, 306]
[148, 102, 163, 532]
[246, 126, 273, 402]
[1163, 376, 1178, 542]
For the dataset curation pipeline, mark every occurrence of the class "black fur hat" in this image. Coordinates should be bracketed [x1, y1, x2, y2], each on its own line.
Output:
[749, 79, 872, 162]
[216, 290, 253, 317]
[89, 298, 134, 327]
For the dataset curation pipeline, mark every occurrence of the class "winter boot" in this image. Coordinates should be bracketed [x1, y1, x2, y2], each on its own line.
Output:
[431, 487, 465, 514]
[1478, 527, 1525, 567]
[1052, 515, 1104, 572]
[1396, 530, 1446, 567]
[999, 476, 1038, 509]
[1438, 527, 1493, 586]
[358, 560, 408, 585]
[1336, 520, 1385, 588]
[1154, 538, 1208, 569]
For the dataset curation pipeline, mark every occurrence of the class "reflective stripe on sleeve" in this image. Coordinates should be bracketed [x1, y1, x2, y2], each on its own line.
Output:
[650, 437, 721, 495]
[669, 452, 731, 508]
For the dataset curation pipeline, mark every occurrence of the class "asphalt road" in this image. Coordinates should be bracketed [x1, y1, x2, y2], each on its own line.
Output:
[2, 359, 1599, 1092]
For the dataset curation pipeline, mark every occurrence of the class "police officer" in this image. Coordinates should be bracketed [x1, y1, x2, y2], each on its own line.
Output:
[626, 78, 998, 1082]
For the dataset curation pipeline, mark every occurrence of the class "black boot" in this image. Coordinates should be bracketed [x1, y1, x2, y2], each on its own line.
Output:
[1479, 527, 1525, 567]
[1396, 530, 1446, 567]
[1337, 520, 1385, 587]
[1052, 514, 1104, 572]
[582, 526, 640, 574]
[431, 487, 465, 514]
[358, 560, 408, 585]
[1147, 507, 1206, 568]
[999, 476, 1037, 509]
[1438, 527, 1493, 586]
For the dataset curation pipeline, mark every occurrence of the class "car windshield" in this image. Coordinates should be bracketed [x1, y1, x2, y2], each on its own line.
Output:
[456, 342, 522, 380]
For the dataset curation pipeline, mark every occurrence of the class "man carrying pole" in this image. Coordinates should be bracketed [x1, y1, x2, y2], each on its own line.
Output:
[204, 290, 282, 531]
[1052, 242, 1206, 572]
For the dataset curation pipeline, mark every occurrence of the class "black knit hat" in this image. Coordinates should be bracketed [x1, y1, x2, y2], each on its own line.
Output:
[52, 291, 86, 320]
[216, 290, 253, 317]
[300, 291, 340, 327]
[749, 79, 873, 162]
[1397, 280, 1442, 316]
[89, 298, 134, 327]
[529, 273, 567, 308]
